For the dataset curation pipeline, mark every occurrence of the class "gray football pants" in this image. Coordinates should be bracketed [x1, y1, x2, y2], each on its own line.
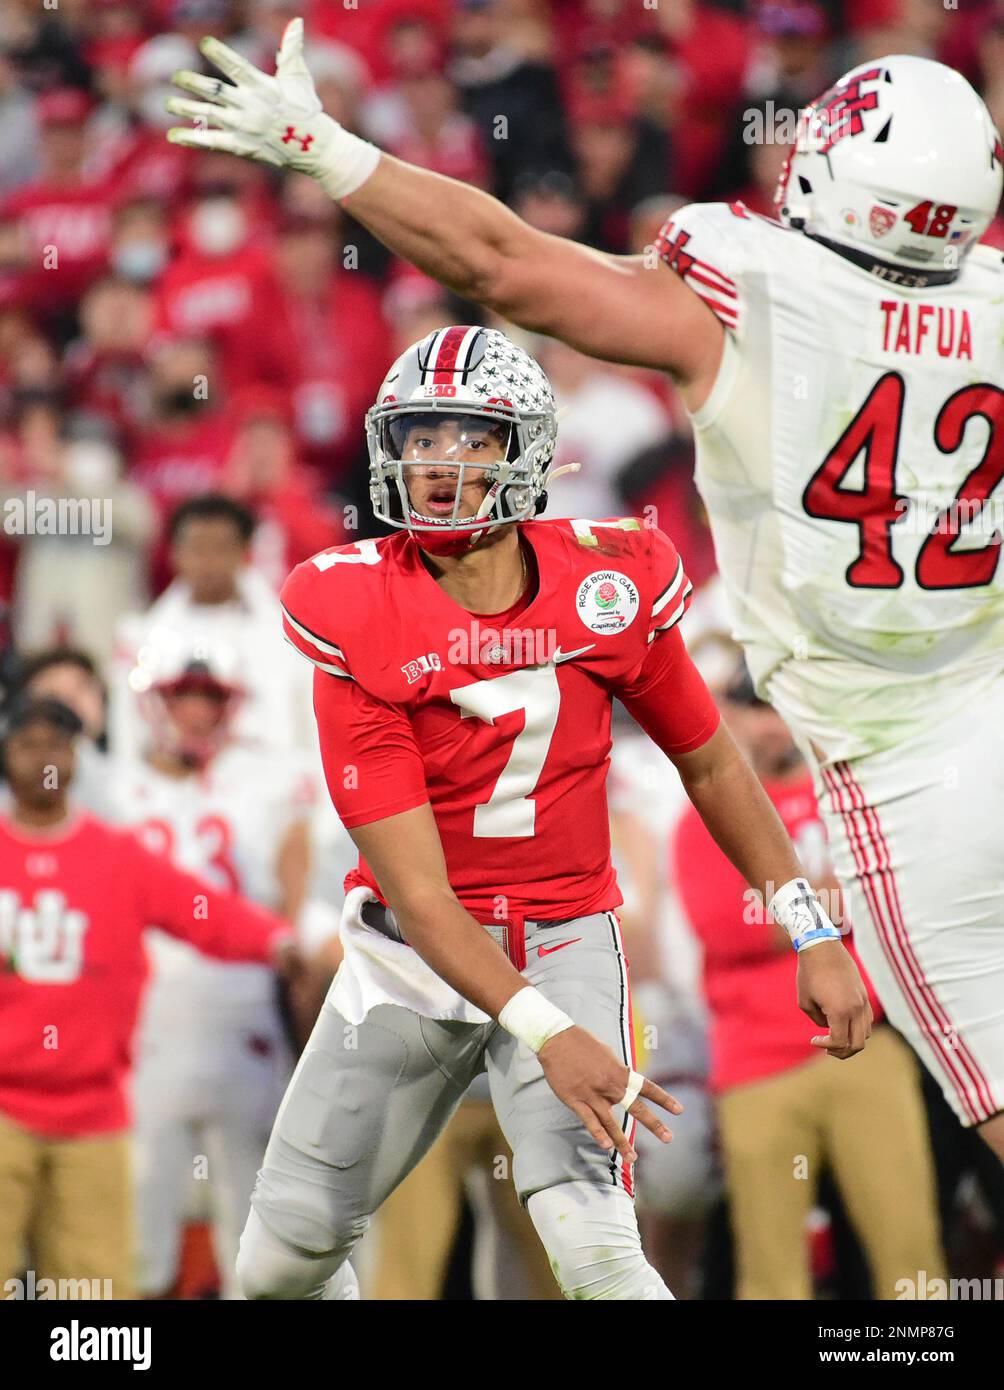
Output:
[238, 910, 646, 1296]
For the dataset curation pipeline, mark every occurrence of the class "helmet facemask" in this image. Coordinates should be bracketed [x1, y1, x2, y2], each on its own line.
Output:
[366, 326, 559, 554]
[366, 399, 557, 554]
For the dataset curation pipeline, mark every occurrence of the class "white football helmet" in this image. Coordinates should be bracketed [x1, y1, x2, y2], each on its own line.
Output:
[366, 326, 558, 553]
[130, 632, 244, 767]
[776, 55, 1003, 281]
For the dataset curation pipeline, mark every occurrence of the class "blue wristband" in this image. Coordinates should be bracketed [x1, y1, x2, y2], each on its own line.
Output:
[792, 925, 843, 953]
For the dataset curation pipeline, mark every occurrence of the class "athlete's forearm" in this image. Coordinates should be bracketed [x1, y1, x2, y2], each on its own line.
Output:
[343, 155, 540, 314]
[390, 882, 528, 1019]
[348, 806, 547, 1022]
[165, 22, 709, 375]
[672, 725, 804, 905]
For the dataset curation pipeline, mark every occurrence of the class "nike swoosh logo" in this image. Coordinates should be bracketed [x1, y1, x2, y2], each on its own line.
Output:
[537, 937, 582, 958]
[552, 644, 596, 665]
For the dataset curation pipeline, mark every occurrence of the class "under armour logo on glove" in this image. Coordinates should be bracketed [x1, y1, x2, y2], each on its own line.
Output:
[281, 126, 314, 151]
[164, 17, 381, 200]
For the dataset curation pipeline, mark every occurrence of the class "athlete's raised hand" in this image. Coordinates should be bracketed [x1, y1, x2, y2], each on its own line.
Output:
[165, 17, 379, 199]
[537, 1025, 682, 1164]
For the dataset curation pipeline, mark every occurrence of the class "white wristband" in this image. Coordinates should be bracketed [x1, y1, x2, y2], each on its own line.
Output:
[767, 876, 842, 953]
[308, 113, 381, 201]
[498, 986, 574, 1054]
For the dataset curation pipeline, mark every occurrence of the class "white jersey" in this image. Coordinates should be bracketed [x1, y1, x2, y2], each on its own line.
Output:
[659, 202, 1004, 759]
[107, 746, 315, 1032]
[109, 569, 315, 761]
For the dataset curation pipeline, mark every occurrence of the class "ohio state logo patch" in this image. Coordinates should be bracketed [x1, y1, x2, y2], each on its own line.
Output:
[870, 205, 896, 238]
[575, 571, 639, 635]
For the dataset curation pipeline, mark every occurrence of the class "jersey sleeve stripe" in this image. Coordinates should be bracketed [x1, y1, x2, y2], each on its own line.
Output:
[652, 557, 686, 616]
[646, 582, 694, 641]
[688, 266, 737, 299]
[281, 633, 354, 679]
[281, 605, 345, 660]
[693, 292, 738, 328]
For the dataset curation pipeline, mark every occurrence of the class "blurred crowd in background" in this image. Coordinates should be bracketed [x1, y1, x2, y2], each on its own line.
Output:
[1, 0, 1004, 1301]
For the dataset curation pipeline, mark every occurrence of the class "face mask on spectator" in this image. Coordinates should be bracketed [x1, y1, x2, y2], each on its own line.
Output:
[113, 239, 168, 284]
[158, 386, 208, 417]
[189, 199, 247, 257]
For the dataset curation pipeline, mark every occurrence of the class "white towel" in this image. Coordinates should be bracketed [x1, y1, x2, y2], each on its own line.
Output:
[328, 886, 491, 1026]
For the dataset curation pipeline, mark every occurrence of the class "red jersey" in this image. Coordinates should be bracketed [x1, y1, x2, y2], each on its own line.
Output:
[673, 772, 882, 1093]
[1, 179, 115, 312]
[0, 814, 289, 1137]
[281, 518, 719, 922]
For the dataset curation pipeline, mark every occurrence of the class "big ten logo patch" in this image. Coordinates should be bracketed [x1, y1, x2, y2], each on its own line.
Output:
[0, 889, 88, 983]
[402, 652, 443, 684]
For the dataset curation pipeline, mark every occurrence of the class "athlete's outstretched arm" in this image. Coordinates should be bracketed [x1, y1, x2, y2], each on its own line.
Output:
[165, 18, 722, 393]
[346, 160, 722, 389]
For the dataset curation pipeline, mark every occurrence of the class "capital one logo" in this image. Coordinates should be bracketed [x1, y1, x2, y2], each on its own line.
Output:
[0, 889, 88, 983]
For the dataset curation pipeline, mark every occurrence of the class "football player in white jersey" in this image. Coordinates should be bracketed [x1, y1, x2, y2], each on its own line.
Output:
[108, 642, 316, 1298]
[165, 26, 1004, 1156]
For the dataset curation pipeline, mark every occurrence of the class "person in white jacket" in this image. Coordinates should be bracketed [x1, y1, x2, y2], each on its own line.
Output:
[109, 494, 312, 759]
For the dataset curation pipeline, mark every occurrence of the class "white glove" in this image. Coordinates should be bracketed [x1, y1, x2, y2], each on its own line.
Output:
[165, 17, 380, 200]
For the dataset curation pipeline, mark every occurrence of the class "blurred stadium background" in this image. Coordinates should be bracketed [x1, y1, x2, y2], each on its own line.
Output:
[1, 0, 1003, 1301]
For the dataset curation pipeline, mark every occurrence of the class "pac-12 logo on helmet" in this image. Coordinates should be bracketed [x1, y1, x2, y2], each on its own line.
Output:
[776, 55, 1003, 282]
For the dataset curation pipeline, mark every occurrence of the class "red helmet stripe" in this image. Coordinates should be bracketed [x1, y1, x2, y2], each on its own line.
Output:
[432, 325, 477, 383]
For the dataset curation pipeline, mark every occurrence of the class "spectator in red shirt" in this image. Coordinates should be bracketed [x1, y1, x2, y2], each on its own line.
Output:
[221, 390, 346, 589]
[63, 273, 156, 450]
[93, 34, 200, 209]
[0, 696, 299, 1298]
[313, 0, 449, 87]
[128, 334, 238, 595]
[154, 193, 280, 393]
[672, 656, 946, 1300]
[0, 89, 117, 336]
[653, 0, 753, 199]
[382, 42, 490, 191]
[130, 335, 235, 588]
[107, 198, 171, 289]
[261, 206, 391, 482]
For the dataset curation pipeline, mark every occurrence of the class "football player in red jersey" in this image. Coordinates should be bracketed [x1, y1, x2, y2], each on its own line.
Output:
[223, 323, 870, 1303]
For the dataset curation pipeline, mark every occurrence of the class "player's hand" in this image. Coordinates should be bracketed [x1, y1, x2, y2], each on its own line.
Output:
[797, 940, 873, 1059]
[165, 18, 342, 184]
[537, 1025, 683, 1164]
